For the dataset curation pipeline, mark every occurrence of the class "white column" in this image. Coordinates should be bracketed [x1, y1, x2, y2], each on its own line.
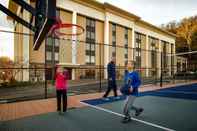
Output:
[145, 35, 149, 77]
[131, 25, 135, 61]
[173, 44, 177, 74]
[104, 13, 109, 79]
[22, 4, 30, 81]
[72, 11, 77, 64]
[168, 44, 171, 76]
[72, 11, 77, 80]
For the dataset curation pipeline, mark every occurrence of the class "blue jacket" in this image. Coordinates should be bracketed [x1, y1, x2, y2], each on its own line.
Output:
[121, 70, 141, 96]
[107, 62, 116, 81]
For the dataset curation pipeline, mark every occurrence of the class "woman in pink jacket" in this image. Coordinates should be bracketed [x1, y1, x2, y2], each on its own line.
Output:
[55, 66, 68, 113]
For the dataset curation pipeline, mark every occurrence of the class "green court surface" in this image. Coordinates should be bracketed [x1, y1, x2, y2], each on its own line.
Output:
[97, 96, 197, 131]
[1, 95, 197, 131]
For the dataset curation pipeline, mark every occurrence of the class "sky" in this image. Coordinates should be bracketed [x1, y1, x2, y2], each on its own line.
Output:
[97, 0, 197, 25]
[0, 0, 14, 59]
[0, 0, 197, 59]
[0, 27, 13, 59]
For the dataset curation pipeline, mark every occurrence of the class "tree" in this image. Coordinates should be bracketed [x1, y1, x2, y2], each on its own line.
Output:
[176, 17, 197, 53]
[191, 31, 197, 51]
[0, 56, 25, 84]
[161, 15, 197, 71]
[0, 56, 13, 83]
[176, 17, 197, 70]
[161, 15, 197, 54]
[161, 20, 178, 34]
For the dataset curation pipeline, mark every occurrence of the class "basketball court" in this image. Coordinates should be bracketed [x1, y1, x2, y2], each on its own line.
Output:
[0, 0, 197, 131]
[1, 83, 197, 131]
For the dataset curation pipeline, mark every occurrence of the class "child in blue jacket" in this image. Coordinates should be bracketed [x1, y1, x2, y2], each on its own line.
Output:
[121, 61, 144, 123]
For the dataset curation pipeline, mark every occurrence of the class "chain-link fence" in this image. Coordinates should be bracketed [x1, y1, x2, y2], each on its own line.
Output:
[0, 30, 196, 103]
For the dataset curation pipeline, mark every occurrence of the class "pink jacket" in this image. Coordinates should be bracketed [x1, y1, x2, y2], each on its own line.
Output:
[55, 72, 68, 90]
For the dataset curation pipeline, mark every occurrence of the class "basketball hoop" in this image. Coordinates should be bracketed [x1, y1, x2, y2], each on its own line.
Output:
[48, 17, 85, 38]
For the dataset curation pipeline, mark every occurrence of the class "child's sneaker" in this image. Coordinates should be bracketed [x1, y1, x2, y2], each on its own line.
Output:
[114, 96, 120, 100]
[59, 111, 63, 115]
[121, 116, 131, 123]
[102, 97, 110, 101]
[135, 108, 144, 116]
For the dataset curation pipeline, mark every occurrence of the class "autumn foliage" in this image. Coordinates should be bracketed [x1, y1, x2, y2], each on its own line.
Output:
[161, 15, 197, 53]
[0, 56, 18, 83]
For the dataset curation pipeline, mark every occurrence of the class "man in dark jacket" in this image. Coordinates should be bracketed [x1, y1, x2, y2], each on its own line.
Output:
[103, 57, 119, 100]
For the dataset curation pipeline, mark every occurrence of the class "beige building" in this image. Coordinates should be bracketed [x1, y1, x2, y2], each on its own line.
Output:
[8, 0, 176, 81]
[176, 56, 187, 72]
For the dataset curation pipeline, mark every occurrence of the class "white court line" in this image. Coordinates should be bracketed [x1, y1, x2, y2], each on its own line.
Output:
[156, 90, 197, 95]
[80, 101, 176, 131]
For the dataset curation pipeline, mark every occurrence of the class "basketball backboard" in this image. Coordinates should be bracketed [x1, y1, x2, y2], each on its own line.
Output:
[33, 0, 56, 50]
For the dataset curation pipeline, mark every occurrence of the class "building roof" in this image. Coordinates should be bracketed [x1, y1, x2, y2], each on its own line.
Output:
[72, 0, 176, 38]
[7, 0, 176, 38]
[104, 3, 141, 21]
[137, 20, 177, 38]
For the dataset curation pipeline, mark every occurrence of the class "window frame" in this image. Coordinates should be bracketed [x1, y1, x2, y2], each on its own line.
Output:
[86, 18, 96, 65]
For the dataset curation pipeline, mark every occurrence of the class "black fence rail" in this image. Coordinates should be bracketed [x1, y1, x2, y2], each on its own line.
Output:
[0, 66, 196, 103]
[0, 30, 196, 103]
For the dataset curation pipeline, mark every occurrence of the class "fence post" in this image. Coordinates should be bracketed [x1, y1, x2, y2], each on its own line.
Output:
[99, 43, 102, 92]
[160, 52, 163, 87]
[44, 37, 47, 99]
[172, 66, 175, 84]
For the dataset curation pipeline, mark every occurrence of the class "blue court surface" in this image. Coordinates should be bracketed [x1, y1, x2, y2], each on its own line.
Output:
[1, 83, 197, 131]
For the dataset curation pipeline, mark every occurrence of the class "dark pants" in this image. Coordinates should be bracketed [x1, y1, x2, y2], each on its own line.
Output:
[103, 79, 117, 97]
[56, 89, 67, 112]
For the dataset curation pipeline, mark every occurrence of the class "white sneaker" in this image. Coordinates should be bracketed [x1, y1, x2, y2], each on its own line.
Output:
[114, 96, 120, 100]
[102, 97, 110, 101]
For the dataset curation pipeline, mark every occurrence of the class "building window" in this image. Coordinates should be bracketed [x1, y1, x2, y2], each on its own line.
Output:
[182, 63, 186, 72]
[45, 9, 60, 64]
[55, 42, 59, 47]
[149, 36, 158, 76]
[55, 53, 59, 61]
[46, 51, 52, 61]
[177, 62, 181, 72]
[112, 24, 116, 32]
[87, 31, 91, 38]
[112, 47, 116, 53]
[46, 36, 59, 63]
[86, 18, 95, 65]
[91, 44, 95, 51]
[112, 24, 116, 57]
[91, 56, 95, 63]
[91, 32, 95, 39]
[85, 55, 90, 63]
[86, 43, 90, 50]
[46, 37, 53, 46]
[161, 41, 168, 74]
[135, 32, 142, 69]
[149, 36, 157, 69]
[124, 28, 128, 65]
[112, 35, 116, 42]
